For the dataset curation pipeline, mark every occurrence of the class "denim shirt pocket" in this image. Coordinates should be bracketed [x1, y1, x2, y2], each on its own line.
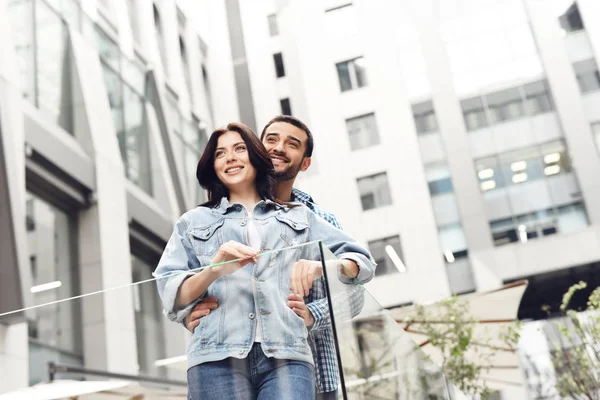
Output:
[190, 219, 225, 265]
[275, 214, 309, 247]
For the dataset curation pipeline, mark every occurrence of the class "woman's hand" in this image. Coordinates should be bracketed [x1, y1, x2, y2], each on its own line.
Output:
[211, 241, 260, 277]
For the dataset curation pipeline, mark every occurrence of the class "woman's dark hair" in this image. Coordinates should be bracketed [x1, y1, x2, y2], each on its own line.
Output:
[196, 122, 278, 208]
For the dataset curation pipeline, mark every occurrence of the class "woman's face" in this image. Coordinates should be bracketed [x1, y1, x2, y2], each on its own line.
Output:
[213, 131, 257, 191]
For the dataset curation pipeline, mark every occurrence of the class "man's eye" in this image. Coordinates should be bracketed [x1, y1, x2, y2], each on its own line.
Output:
[267, 138, 276, 143]
[289, 143, 299, 148]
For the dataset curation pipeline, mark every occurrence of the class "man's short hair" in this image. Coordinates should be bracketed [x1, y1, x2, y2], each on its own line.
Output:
[260, 115, 314, 157]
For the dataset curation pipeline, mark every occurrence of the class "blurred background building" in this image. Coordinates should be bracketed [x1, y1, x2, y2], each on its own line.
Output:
[1, 0, 600, 398]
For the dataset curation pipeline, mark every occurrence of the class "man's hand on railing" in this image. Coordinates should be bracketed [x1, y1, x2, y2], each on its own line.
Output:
[288, 293, 315, 328]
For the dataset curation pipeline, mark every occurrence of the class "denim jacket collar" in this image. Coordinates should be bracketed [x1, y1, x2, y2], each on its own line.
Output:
[214, 197, 286, 215]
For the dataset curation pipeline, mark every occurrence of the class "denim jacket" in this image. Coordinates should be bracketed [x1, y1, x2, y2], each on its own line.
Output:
[154, 197, 375, 369]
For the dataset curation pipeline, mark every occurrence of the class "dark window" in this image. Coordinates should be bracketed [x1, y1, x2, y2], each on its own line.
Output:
[524, 80, 554, 115]
[280, 98, 292, 115]
[428, 178, 454, 196]
[486, 87, 525, 124]
[574, 59, 600, 93]
[368, 235, 403, 275]
[336, 57, 367, 92]
[461, 96, 488, 131]
[357, 172, 392, 211]
[489, 202, 588, 247]
[273, 53, 285, 78]
[346, 113, 380, 150]
[425, 162, 453, 196]
[412, 100, 438, 134]
[559, 3, 584, 33]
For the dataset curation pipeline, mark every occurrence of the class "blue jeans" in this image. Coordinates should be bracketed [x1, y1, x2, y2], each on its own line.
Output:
[187, 344, 315, 400]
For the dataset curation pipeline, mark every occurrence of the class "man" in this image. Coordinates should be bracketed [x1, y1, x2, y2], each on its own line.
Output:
[185, 115, 369, 399]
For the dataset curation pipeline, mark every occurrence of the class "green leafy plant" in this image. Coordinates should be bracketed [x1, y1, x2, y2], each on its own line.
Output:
[547, 282, 600, 400]
[403, 296, 521, 399]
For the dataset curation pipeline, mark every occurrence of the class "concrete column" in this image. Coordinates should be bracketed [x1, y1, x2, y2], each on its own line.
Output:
[69, 31, 138, 374]
[0, 0, 32, 391]
[526, 0, 600, 224]
[411, 3, 495, 253]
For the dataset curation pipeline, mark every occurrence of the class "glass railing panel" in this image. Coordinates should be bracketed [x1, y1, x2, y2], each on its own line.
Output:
[321, 245, 462, 399]
[1, 241, 346, 398]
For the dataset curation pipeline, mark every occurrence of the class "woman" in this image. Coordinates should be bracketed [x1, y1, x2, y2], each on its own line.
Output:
[154, 122, 375, 400]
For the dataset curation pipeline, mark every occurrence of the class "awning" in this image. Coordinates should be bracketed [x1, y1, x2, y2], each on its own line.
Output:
[0, 380, 186, 400]
[389, 281, 528, 391]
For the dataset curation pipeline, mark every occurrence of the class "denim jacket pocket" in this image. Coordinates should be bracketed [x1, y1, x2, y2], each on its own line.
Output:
[190, 219, 225, 260]
[275, 214, 309, 247]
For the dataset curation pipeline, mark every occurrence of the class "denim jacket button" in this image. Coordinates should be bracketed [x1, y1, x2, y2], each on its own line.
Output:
[248, 313, 255, 319]
[241, 220, 246, 226]
[239, 349, 244, 355]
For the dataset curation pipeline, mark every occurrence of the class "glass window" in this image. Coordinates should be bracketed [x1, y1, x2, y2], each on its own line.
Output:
[476, 156, 504, 191]
[336, 57, 368, 92]
[273, 53, 285, 78]
[485, 87, 525, 124]
[540, 140, 571, 176]
[498, 145, 544, 185]
[346, 113, 380, 151]
[592, 122, 600, 157]
[8, 0, 35, 102]
[412, 101, 438, 134]
[25, 192, 82, 385]
[489, 201, 588, 247]
[267, 14, 278, 36]
[556, 202, 588, 233]
[357, 172, 392, 211]
[559, 3, 584, 33]
[574, 59, 600, 93]
[132, 255, 166, 378]
[102, 63, 124, 138]
[35, 1, 72, 132]
[425, 162, 454, 196]
[368, 235, 403, 275]
[461, 96, 488, 131]
[95, 25, 120, 70]
[102, 62, 153, 194]
[438, 223, 467, 254]
[280, 98, 292, 115]
[121, 56, 146, 95]
[476, 140, 572, 193]
[123, 85, 151, 193]
[524, 80, 554, 116]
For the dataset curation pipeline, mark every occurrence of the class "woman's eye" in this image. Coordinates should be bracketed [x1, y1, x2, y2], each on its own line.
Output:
[215, 151, 224, 158]
[236, 145, 246, 152]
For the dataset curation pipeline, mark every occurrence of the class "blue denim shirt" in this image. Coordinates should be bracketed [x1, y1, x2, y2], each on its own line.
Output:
[154, 197, 375, 369]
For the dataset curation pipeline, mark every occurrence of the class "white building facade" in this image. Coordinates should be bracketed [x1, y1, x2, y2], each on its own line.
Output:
[228, 0, 600, 397]
[230, 0, 600, 307]
[0, 0, 241, 393]
[2, 0, 600, 398]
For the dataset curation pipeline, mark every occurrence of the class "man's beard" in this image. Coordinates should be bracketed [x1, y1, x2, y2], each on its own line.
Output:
[274, 162, 303, 182]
